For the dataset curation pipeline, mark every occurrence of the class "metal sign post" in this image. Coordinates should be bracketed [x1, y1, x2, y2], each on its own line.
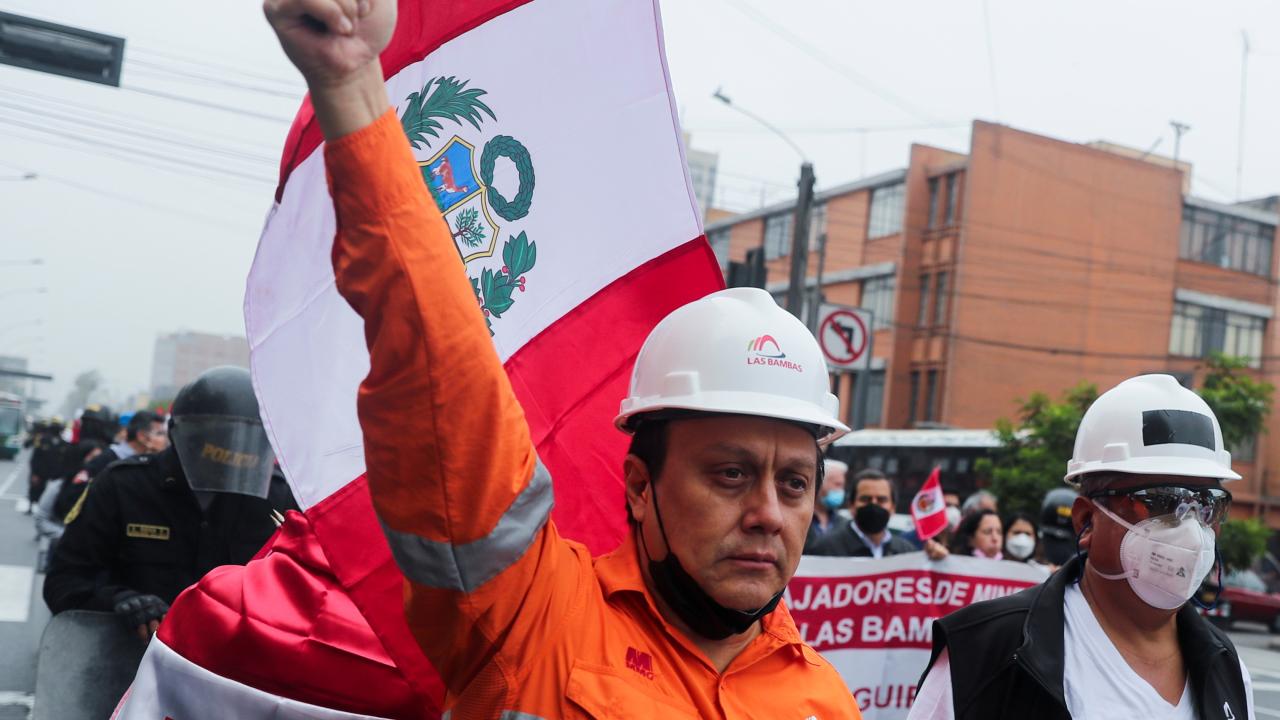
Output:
[814, 305, 874, 429]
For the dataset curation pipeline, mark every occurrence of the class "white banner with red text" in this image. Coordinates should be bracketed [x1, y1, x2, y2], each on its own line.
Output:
[789, 553, 1049, 719]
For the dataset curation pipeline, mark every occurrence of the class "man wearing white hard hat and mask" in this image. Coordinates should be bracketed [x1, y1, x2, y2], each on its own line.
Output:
[909, 374, 1254, 719]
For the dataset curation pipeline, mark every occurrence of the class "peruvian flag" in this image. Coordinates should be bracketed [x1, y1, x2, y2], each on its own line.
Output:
[115, 0, 721, 717]
[910, 467, 948, 541]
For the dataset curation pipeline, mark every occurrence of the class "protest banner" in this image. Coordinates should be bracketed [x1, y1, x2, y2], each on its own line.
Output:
[116, 0, 720, 716]
[789, 553, 1049, 719]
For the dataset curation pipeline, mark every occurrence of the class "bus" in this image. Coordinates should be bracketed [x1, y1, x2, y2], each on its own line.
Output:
[826, 428, 1006, 503]
[0, 392, 24, 459]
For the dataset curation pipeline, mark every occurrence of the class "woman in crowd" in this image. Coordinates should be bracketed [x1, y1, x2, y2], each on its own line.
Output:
[950, 508, 1003, 559]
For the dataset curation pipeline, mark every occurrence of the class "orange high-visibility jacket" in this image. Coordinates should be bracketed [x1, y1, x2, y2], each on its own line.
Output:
[327, 111, 862, 720]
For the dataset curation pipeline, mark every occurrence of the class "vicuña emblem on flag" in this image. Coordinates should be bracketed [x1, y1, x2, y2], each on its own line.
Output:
[401, 75, 538, 334]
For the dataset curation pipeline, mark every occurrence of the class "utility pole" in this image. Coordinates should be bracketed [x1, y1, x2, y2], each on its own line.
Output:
[1237, 30, 1250, 201]
[1170, 120, 1190, 169]
[785, 163, 815, 320]
[805, 231, 829, 332]
[712, 88, 812, 322]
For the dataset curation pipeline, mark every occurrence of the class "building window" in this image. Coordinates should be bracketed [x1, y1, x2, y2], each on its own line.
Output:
[926, 178, 940, 229]
[1233, 435, 1257, 463]
[1168, 301, 1265, 368]
[934, 271, 950, 325]
[917, 274, 932, 327]
[908, 371, 921, 425]
[763, 212, 793, 260]
[810, 202, 827, 245]
[868, 182, 905, 238]
[865, 369, 885, 427]
[945, 173, 960, 225]
[1179, 205, 1274, 276]
[861, 274, 896, 330]
[708, 228, 730, 268]
[924, 369, 939, 422]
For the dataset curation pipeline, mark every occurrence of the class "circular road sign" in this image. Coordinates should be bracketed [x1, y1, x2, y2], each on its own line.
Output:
[818, 309, 869, 369]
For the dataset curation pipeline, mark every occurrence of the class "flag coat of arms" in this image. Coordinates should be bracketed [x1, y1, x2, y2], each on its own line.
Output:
[910, 467, 948, 541]
[114, 0, 722, 716]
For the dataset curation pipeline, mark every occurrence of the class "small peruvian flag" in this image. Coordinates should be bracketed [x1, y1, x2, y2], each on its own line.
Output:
[910, 467, 948, 540]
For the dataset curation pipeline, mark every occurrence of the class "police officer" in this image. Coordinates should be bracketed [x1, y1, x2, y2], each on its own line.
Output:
[43, 367, 286, 640]
[1039, 487, 1079, 566]
[25, 418, 66, 514]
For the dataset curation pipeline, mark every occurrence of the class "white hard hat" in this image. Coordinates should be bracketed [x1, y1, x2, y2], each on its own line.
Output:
[1064, 374, 1240, 486]
[615, 287, 849, 445]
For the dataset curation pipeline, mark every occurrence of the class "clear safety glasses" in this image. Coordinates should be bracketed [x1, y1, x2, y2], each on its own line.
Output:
[1087, 485, 1232, 526]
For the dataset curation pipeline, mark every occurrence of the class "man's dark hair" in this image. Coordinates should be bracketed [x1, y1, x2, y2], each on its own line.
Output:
[851, 468, 896, 507]
[126, 410, 162, 442]
[624, 416, 825, 525]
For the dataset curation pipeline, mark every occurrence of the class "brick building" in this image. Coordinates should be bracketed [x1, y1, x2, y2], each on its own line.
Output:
[150, 331, 250, 401]
[707, 121, 1280, 521]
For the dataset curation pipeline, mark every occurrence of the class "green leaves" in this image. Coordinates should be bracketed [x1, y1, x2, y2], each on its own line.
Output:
[471, 233, 538, 334]
[400, 77, 497, 150]
[502, 231, 536, 276]
[1199, 353, 1274, 451]
[1219, 517, 1270, 572]
[978, 382, 1099, 517]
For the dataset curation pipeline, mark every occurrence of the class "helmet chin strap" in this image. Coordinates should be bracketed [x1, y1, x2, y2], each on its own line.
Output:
[637, 478, 783, 641]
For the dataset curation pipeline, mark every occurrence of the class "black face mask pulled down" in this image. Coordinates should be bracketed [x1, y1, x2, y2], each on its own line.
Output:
[640, 481, 784, 641]
[854, 503, 891, 535]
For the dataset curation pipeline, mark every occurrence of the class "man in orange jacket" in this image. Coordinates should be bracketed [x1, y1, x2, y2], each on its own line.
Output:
[264, 0, 860, 717]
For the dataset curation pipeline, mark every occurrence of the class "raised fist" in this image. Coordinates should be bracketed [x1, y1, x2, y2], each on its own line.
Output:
[263, 0, 396, 90]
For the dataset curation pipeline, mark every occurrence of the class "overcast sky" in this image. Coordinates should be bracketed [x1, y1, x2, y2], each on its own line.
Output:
[1, 0, 1276, 410]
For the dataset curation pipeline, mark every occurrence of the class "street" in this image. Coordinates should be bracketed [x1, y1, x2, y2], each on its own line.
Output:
[1, 446, 1280, 719]
[0, 452, 45, 720]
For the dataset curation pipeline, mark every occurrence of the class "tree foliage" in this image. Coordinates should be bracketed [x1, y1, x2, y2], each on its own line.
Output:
[975, 382, 1099, 517]
[1219, 517, 1270, 572]
[59, 370, 103, 418]
[1198, 353, 1273, 451]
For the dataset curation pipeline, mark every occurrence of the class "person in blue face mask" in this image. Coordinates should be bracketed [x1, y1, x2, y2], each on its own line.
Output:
[803, 458, 847, 552]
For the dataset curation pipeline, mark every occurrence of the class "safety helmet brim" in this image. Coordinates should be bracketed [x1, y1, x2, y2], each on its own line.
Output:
[1065, 455, 1241, 487]
[616, 390, 850, 447]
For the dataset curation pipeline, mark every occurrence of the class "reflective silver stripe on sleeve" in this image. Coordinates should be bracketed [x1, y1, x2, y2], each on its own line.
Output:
[380, 459, 553, 593]
[442, 707, 547, 712]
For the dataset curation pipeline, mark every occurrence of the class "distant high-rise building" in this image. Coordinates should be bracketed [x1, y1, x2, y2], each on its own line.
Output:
[150, 331, 249, 400]
[683, 133, 719, 220]
[0, 355, 29, 397]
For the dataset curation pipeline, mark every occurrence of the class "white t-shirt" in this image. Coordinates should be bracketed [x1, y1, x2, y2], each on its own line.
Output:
[908, 585, 1255, 719]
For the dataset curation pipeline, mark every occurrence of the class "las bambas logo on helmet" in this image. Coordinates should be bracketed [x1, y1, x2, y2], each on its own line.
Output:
[399, 76, 537, 337]
[746, 334, 803, 372]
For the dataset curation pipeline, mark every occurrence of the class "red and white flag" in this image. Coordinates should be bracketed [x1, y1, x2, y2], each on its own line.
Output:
[116, 0, 722, 717]
[909, 467, 948, 541]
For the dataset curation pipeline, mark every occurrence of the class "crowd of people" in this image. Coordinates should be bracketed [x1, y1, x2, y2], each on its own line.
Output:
[24, 367, 297, 640]
[803, 460, 1079, 573]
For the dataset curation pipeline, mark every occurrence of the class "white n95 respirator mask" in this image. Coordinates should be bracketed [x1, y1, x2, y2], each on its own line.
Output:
[1089, 500, 1216, 610]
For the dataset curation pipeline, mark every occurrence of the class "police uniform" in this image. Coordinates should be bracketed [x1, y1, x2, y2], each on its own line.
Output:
[43, 447, 282, 613]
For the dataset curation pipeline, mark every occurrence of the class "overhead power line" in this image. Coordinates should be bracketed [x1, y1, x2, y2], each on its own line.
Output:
[724, 0, 942, 124]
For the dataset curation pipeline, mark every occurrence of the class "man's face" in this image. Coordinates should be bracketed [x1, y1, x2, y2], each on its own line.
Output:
[943, 492, 960, 509]
[627, 415, 818, 613]
[826, 467, 847, 495]
[1073, 473, 1223, 581]
[140, 422, 168, 452]
[853, 478, 894, 514]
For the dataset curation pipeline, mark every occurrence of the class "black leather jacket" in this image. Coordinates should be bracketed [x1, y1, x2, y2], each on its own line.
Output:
[919, 555, 1250, 719]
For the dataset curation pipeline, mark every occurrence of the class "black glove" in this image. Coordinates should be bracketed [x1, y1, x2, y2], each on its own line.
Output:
[112, 591, 169, 629]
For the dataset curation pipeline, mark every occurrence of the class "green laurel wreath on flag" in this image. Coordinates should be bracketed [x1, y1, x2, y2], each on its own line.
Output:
[479, 135, 535, 222]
